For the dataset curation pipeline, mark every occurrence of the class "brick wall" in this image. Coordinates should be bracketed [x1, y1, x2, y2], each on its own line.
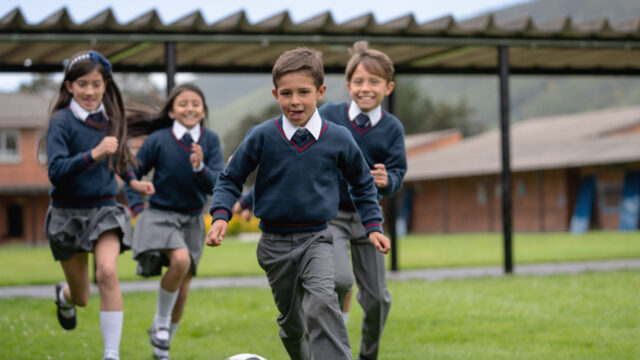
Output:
[407, 164, 640, 234]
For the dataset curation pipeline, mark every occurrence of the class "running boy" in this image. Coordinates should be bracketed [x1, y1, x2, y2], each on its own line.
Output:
[319, 40, 407, 360]
[206, 47, 390, 360]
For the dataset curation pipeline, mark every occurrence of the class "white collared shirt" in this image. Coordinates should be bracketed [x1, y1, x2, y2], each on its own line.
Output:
[172, 120, 201, 143]
[69, 99, 108, 123]
[281, 108, 322, 140]
[172, 120, 203, 171]
[348, 100, 382, 127]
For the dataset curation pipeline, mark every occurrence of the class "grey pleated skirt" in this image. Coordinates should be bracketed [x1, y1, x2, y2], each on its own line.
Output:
[131, 208, 205, 277]
[45, 204, 132, 261]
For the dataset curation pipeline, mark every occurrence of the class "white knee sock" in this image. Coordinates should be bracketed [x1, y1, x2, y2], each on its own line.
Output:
[154, 287, 179, 326]
[170, 321, 180, 342]
[342, 312, 350, 326]
[100, 311, 123, 360]
[153, 287, 179, 342]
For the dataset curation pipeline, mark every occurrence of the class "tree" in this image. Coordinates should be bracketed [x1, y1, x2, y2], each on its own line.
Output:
[394, 78, 480, 136]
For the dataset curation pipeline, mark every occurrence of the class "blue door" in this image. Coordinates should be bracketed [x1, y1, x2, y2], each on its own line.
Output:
[619, 172, 640, 231]
[570, 176, 596, 234]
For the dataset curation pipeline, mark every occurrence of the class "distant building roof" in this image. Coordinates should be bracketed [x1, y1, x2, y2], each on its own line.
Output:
[405, 106, 640, 181]
[0, 92, 51, 128]
[404, 128, 462, 156]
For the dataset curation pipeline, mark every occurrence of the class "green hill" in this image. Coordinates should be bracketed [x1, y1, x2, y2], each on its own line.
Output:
[410, 0, 640, 132]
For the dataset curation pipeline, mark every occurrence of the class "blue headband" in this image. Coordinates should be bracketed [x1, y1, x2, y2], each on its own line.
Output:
[64, 50, 112, 73]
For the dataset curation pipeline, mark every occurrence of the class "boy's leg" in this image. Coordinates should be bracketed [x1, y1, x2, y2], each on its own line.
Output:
[298, 230, 352, 360]
[350, 236, 391, 360]
[257, 233, 311, 360]
[328, 213, 356, 315]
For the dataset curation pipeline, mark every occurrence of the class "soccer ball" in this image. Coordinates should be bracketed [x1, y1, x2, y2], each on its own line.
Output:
[225, 354, 266, 360]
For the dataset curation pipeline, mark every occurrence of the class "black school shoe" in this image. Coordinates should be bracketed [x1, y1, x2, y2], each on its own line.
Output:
[148, 324, 170, 350]
[55, 282, 76, 330]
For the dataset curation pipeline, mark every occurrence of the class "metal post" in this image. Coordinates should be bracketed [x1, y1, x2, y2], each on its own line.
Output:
[387, 88, 399, 271]
[165, 41, 176, 95]
[498, 46, 513, 274]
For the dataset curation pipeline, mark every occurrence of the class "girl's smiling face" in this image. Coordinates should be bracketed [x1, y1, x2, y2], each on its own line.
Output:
[169, 90, 206, 129]
[64, 69, 105, 112]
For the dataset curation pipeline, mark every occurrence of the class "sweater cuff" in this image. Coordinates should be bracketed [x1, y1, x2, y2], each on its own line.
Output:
[131, 204, 145, 216]
[83, 151, 95, 166]
[193, 162, 205, 172]
[363, 222, 383, 236]
[122, 170, 138, 183]
[211, 209, 230, 223]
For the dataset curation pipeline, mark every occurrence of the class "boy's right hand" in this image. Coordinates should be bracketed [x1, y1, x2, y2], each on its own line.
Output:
[206, 219, 227, 247]
[368, 231, 391, 254]
[91, 136, 118, 162]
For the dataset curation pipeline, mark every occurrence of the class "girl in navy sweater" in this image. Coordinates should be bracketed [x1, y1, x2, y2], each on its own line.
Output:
[45, 50, 154, 360]
[124, 83, 224, 360]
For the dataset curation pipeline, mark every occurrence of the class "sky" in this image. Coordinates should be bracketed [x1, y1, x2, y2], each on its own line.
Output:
[0, 0, 532, 91]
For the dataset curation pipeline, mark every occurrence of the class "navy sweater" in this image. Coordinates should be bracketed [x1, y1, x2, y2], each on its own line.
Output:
[46, 108, 134, 208]
[210, 115, 383, 235]
[125, 127, 224, 215]
[319, 102, 407, 211]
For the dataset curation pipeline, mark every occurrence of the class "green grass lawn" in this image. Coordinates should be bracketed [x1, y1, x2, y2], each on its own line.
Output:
[1, 270, 638, 359]
[0, 231, 637, 286]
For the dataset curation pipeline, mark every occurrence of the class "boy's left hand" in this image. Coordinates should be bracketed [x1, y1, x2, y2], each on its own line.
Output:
[129, 179, 155, 195]
[190, 143, 203, 170]
[368, 231, 390, 254]
[371, 163, 388, 188]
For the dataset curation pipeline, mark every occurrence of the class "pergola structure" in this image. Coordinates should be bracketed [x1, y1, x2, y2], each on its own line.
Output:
[2, 7, 640, 272]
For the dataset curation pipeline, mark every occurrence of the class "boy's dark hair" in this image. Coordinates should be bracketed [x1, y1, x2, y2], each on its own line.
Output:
[44, 50, 135, 174]
[127, 82, 209, 138]
[272, 47, 324, 89]
[345, 41, 395, 82]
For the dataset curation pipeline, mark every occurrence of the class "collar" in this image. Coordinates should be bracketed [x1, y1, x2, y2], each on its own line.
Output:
[172, 121, 201, 142]
[69, 99, 108, 123]
[281, 109, 322, 140]
[348, 100, 382, 127]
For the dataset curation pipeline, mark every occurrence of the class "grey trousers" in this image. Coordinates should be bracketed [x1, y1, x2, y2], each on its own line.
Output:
[328, 210, 391, 360]
[256, 229, 352, 360]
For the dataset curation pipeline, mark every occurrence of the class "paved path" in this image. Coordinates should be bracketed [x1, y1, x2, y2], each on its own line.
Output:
[2, 259, 639, 299]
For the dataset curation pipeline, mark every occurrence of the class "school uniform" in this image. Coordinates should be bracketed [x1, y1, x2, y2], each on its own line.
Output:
[210, 110, 383, 360]
[45, 99, 134, 260]
[124, 121, 224, 276]
[319, 101, 407, 360]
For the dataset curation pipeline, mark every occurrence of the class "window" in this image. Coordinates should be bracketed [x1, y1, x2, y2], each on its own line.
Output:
[598, 184, 622, 215]
[517, 180, 526, 197]
[477, 181, 487, 204]
[0, 130, 20, 163]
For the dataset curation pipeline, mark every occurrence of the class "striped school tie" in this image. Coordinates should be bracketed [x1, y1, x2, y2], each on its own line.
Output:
[354, 113, 371, 129]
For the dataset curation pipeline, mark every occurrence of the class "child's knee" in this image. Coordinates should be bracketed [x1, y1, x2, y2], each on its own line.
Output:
[95, 263, 118, 285]
[168, 249, 191, 274]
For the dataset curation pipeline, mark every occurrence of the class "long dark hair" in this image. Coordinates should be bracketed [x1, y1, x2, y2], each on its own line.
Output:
[127, 82, 209, 138]
[43, 50, 135, 174]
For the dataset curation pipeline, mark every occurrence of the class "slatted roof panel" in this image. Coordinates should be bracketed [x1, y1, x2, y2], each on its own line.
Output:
[1, 7, 639, 74]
